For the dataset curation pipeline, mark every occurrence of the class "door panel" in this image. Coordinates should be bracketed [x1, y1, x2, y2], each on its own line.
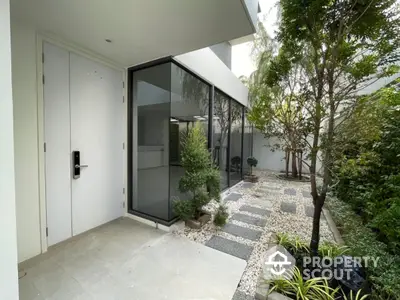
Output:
[70, 53, 123, 235]
[43, 42, 72, 246]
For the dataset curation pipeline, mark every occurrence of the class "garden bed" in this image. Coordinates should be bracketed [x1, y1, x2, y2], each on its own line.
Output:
[175, 170, 336, 298]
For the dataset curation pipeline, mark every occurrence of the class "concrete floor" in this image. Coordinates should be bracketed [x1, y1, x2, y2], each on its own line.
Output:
[18, 218, 246, 300]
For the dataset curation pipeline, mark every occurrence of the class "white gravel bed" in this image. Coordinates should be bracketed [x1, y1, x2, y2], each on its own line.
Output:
[174, 169, 336, 298]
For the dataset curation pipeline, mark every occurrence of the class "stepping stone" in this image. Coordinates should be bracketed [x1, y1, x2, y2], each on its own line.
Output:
[284, 188, 297, 196]
[225, 193, 242, 202]
[302, 191, 312, 198]
[241, 182, 254, 189]
[231, 213, 267, 227]
[281, 202, 297, 214]
[223, 223, 262, 241]
[250, 198, 273, 209]
[240, 205, 271, 217]
[304, 205, 325, 220]
[261, 185, 281, 190]
[305, 205, 314, 217]
[206, 236, 253, 260]
[232, 290, 254, 300]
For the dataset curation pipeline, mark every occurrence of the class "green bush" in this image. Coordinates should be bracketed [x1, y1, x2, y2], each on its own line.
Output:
[213, 205, 229, 227]
[173, 122, 220, 221]
[333, 84, 400, 252]
[327, 197, 400, 299]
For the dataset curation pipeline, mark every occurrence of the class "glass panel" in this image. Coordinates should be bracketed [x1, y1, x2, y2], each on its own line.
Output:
[170, 64, 210, 219]
[213, 90, 230, 190]
[133, 63, 171, 220]
[243, 111, 253, 177]
[230, 101, 243, 186]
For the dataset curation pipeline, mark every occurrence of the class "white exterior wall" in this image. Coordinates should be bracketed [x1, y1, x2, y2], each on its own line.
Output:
[0, 0, 19, 298]
[11, 21, 43, 262]
[253, 132, 323, 174]
[174, 47, 249, 107]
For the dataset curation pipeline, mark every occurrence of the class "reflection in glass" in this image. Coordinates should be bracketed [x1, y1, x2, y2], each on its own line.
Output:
[230, 101, 243, 186]
[243, 112, 253, 177]
[133, 63, 171, 220]
[213, 90, 230, 190]
[169, 64, 210, 218]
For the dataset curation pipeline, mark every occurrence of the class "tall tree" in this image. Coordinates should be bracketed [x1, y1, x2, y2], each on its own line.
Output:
[269, 0, 400, 254]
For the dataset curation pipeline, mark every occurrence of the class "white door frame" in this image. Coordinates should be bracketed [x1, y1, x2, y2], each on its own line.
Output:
[36, 33, 128, 253]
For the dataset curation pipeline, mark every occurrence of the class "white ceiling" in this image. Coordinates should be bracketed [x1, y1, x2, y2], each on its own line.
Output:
[11, 0, 254, 67]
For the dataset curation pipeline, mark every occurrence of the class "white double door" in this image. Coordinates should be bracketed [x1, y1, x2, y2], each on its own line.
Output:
[44, 42, 124, 246]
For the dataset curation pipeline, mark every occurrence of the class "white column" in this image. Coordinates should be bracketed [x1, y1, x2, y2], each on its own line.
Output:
[0, 0, 19, 299]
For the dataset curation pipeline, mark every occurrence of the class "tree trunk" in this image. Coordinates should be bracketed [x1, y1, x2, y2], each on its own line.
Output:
[285, 148, 290, 177]
[298, 150, 303, 180]
[310, 195, 323, 255]
[291, 150, 298, 178]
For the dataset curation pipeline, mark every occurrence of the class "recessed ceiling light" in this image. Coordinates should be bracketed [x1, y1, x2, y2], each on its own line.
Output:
[105, 39, 112, 43]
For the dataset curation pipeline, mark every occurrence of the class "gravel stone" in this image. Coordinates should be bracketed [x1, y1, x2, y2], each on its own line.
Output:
[280, 202, 297, 214]
[232, 213, 267, 227]
[302, 190, 312, 198]
[240, 205, 271, 217]
[222, 223, 263, 241]
[206, 236, 254, 260]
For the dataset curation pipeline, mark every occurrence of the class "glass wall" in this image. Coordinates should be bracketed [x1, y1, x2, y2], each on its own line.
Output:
[133, 63, 171, 220]
[129, 59, 252, 223]
[230, 102, 243, 186]
[170, 64, 210, 219]
[243, 111, 253, 177]
[213, 90, 230, 190]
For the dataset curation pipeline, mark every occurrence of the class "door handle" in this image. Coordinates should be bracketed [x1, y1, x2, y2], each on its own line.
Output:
[72, 150, 88, 179]
[75, 164, 88, 169]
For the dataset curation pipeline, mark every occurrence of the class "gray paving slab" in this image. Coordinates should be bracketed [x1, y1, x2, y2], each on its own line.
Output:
[302, 190, 312, 198]
[223, 223, 263, 241]
[284, 188, 297, 196]
[261, 185, 281, 190]
[206, 236, 254, 260]
[225, 193, 242, 202]
[231, 213, 267, 227]
[240, 205, 271, 217]
[232, 290, 254, 300]
[305, 205, 314, 217]
[249, 198, 273, 209]
[280, 202, 297, 214]
[241, 182, 254, 189]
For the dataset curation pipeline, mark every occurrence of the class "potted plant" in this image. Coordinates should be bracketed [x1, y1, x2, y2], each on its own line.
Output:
[244, 156, 259, 183]
[173, 122, 220, 229]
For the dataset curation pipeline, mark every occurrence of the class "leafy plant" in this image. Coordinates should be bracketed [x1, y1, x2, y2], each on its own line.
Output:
[327, 197, 400, 299]
[173, 122, 220, 221]
[247, 156, 258, 175]
[213, 205, 229, 227]
[268, 267, 338, 299]
[318, 242, 349, 258]
[172, 199, 194, 221]
[342, 289, 370, 300]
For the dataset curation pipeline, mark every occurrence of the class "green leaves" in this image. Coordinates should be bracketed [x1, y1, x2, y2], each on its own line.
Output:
[173, 122, 220, 221]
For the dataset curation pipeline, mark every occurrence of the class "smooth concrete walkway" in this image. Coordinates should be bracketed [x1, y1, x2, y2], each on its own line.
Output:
[19, 218, 246, 300]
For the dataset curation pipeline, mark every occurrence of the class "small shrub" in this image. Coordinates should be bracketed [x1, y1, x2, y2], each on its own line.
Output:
[173, 122, 220, 221]
[214, 205, 229, 227]
[327, 197, 400, 299]
[247, 156, 258, 175]
[173, 200, 194, 221]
